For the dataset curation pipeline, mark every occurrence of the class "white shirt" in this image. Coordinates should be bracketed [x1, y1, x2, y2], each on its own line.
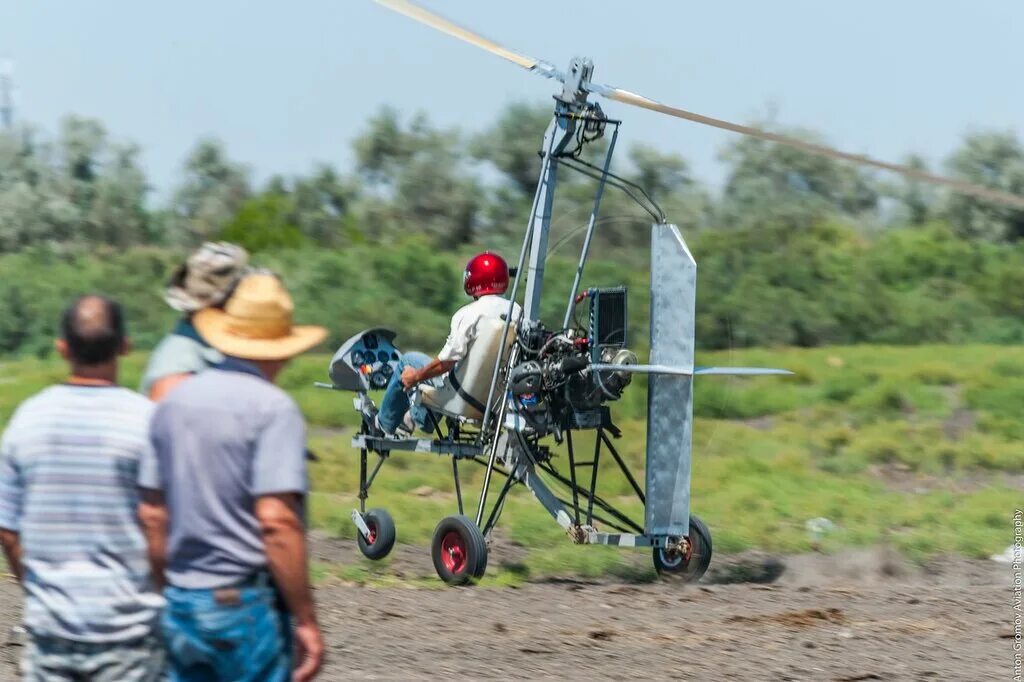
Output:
[437, 295, 522, 363]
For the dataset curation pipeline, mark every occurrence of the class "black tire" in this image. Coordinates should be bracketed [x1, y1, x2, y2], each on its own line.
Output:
[357, 508, 396, 560]
[653, 514, 713, 582]
[430, 515, 488, 585]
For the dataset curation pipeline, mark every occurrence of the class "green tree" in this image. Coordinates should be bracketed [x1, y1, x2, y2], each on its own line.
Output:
[471, 102, 551, 196]
[354, 108, 480, 246]
[885, 154, 936, 226]
[717, 127, 878, 231]
[943, 132, 1024, 241]
[171, 139, 250, 244]
[291, 165, 360, 246]
[219, 193, 306, 252]
[85, 142, 150, 246]
[0, 117, 152, 250]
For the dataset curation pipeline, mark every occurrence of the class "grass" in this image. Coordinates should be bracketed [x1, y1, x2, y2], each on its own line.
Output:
[1, 343, 1021, 584]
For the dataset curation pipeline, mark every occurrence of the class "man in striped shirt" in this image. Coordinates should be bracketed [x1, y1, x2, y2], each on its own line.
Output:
[0, 295, 165, 681]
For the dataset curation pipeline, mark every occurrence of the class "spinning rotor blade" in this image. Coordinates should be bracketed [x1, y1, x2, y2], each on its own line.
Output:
[374, 0, 561, 81]
[598, 86, 1024, 211]
[373, 1, 1024, 211]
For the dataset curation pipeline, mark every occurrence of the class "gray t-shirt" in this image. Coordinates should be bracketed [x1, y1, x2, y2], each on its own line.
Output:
[140, 366, 308, 589]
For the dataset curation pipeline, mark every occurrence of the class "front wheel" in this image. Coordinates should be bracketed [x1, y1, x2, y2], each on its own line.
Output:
[430, 515, 488, 585]
[653, 515, 712, 582]
[357, 508, 396, 560]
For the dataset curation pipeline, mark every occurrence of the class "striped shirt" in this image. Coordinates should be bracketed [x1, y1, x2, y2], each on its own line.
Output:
[0, 385, 164, 643]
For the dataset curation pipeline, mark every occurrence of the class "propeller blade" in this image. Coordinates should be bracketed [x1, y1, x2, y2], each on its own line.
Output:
[374, 0, 561, 81]
[590, 363, 693, 376]
[596, 85, 1024, 212]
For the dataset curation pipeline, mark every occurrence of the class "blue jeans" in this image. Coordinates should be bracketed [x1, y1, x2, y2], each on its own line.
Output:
[378, 351, 437, 434]
[162, 581, 291, 682]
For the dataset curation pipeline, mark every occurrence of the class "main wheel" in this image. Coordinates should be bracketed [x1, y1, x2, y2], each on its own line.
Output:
[653, 515, 713, 582]
[357, 508, 396, 560]
[431, 515, 488, 585]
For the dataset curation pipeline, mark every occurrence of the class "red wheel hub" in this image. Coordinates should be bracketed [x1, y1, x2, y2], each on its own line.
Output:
[440, 530, 468, 574]
[366, 521, 377, 545]
[681, 536, 694, 562]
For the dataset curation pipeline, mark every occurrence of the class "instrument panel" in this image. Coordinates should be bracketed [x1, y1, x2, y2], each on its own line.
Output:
[328, 328, 402, 392]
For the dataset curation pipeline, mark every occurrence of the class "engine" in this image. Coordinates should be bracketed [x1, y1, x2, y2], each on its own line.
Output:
[507, 287, 636, 433]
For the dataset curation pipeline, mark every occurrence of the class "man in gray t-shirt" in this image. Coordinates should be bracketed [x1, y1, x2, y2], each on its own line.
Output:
[138, 273, 327, 682]
[141, 364, 308, 588]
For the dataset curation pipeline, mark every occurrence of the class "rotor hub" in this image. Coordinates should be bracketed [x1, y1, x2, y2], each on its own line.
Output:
[557, 56, 595, 109]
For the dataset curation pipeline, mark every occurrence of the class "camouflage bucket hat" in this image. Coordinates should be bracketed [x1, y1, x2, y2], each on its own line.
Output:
[164, 242, 250, 313]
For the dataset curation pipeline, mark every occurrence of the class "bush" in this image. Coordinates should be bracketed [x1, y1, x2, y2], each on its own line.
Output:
[2, 221, 1024, 358]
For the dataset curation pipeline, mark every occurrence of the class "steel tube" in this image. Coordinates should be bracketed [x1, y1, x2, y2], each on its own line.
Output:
[600, 429, 645, 504]
[562, 124, 619, 329]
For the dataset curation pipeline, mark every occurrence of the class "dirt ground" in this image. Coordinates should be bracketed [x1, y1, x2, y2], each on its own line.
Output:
[0, 540, 1015, 681]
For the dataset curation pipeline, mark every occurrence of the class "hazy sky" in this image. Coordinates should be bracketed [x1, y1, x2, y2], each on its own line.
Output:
[1, 1, 1020, 198]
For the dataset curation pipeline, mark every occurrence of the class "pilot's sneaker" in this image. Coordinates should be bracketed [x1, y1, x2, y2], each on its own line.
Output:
[372, 414, 414, 439]
[398, 411, 416, 436]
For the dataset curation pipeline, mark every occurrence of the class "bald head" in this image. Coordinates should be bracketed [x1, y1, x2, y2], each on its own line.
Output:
[60, 295, 126, 365]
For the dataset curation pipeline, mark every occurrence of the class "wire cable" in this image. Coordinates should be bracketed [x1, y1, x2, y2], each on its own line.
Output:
[555, 157, 665, 223]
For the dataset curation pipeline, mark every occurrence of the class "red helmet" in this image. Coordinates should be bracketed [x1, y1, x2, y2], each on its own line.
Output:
[464, 251, 509, 297]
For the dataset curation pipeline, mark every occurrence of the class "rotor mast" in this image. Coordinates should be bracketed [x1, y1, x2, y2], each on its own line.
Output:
[521, 57, 596, 323]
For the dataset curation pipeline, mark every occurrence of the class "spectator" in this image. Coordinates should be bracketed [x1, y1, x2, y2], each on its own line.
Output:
[138, 273, 327, 681]
[0, 295, 165, 681]
[141, 241, 249, 400]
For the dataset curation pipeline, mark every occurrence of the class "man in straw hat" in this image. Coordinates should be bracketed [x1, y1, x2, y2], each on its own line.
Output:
[138, 273, 326, 681]
[140, 241, 249, 400]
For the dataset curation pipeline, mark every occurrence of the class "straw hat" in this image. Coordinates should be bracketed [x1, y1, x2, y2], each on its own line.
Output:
[193, 273, 327, 361]
[165, 242, 250, 313]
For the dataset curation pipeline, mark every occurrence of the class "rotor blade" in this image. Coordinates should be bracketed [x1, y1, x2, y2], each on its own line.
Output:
[374, 0, 561, 81]
[597, 86, 1024, 212]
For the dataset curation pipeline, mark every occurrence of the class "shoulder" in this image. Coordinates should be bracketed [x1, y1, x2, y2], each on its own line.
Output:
[196, 370, 298, 413]
[110, 387, 156, 415]
[451, 299, 479, 321]
[8, 385, 66, 418]
[258, 381, 301, 415]
[2, 387, 67, 443]
[144, 334, 223, 380]
[3, 388, 51, 428]
[482, 295, 518, 320]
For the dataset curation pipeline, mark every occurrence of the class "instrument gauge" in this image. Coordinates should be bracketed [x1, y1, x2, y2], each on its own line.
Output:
[351, 350, 365, 366]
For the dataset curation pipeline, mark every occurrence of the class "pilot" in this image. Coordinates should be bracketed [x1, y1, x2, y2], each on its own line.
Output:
[373, 251, 521, 436]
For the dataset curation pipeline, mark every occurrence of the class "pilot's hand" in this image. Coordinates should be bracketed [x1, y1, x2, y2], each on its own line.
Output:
[401, 367, 419, 389]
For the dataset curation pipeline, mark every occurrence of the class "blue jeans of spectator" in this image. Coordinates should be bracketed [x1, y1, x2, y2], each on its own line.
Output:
[378, 351, 437, 434]
[162, 579, 291, 682]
